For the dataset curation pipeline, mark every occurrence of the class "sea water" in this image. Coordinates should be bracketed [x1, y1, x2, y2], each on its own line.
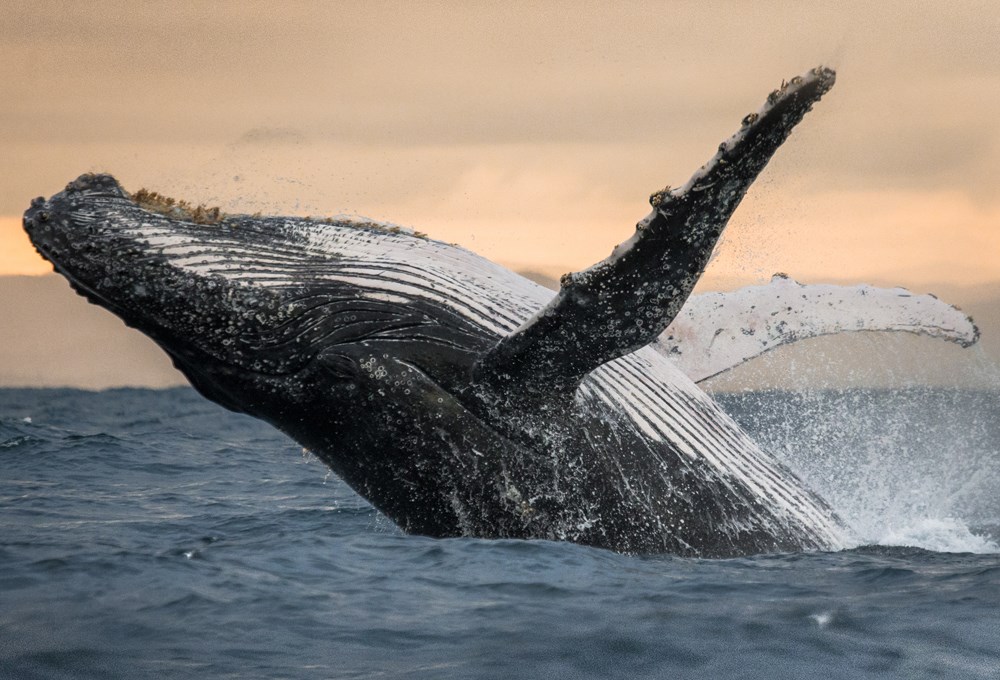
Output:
[1, 387, 998, 679]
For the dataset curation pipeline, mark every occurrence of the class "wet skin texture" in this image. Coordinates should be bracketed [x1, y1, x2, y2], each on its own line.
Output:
[24, 68, 846, 557]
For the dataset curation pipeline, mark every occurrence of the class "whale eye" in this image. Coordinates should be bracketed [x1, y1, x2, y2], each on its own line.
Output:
[37, 211, 50, 223]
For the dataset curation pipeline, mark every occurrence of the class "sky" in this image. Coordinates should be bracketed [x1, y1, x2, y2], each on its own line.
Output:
[2, 0, 999, 290]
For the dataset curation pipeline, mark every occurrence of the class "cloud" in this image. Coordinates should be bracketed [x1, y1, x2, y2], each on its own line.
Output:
[233, 127, 307, 146]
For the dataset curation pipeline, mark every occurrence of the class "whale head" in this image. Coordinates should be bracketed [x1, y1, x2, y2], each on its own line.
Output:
[26, 175, 497, 414]
[23, 173, 542, 535]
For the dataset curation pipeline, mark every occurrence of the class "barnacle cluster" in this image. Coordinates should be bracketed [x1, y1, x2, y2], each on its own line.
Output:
[129, 188, 428, 238]
[129, 188, 225, 225]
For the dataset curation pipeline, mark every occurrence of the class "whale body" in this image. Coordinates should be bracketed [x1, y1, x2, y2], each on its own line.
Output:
[24, 68, 853, 556]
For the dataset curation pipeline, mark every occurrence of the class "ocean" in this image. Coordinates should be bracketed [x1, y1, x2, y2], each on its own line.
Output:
[1, 386, 998, 679]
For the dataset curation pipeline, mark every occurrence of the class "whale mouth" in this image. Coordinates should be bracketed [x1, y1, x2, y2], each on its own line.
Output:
[24, 174, 131, 258]
[21, 172, 464, 383]
[21, 174, 301, 402]
[22, 172, 226, 284]
[23, 174, 138, 312]
[21, 174, 233, 371]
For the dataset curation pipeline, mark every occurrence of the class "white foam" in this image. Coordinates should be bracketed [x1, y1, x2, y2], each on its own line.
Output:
[875, 517, 998, 554]
[808, 612, 833, 628]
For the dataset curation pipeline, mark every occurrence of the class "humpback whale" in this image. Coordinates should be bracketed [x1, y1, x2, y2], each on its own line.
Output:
[25, 67, 905, 556]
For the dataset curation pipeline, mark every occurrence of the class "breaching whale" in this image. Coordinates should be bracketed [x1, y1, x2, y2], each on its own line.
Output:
[25, 67, 966, 557]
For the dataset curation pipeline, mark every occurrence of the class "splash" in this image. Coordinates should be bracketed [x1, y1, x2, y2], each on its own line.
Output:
[877, 517, 998, 554]
[715, 386, 1000, 554]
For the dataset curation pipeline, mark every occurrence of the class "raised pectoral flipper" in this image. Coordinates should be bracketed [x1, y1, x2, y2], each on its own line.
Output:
[474, 67, 837, 399]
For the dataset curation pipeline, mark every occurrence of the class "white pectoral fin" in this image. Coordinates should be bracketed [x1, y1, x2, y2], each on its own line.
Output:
[657, 275, 980, 383]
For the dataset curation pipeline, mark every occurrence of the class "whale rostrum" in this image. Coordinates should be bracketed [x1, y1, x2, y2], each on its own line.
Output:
[26, 67, 894, 556]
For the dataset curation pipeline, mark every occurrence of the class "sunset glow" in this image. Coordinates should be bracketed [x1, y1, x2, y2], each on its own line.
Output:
[2, 1, 999, 390]
[1, 217, 51, 276]
[4, 2, 999, 294]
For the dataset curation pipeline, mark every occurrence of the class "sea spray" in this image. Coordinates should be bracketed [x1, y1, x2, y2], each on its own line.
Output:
[715, 387, 1000, 553]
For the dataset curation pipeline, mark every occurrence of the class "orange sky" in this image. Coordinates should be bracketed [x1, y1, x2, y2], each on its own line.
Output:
[3, 1, 1000, 292]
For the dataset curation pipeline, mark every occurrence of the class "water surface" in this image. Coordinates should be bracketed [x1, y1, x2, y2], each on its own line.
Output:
[1, 388, 998, 679]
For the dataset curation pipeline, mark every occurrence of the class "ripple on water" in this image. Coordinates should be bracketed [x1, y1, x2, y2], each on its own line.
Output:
[0, 387, 998, 679]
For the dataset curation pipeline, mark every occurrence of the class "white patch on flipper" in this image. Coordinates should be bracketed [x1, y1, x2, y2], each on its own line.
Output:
[658, 275, 979, 383]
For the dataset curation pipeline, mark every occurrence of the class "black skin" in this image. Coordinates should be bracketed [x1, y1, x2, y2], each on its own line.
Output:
[23, 68, 841, 556]
[475, 68, 837, 400]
